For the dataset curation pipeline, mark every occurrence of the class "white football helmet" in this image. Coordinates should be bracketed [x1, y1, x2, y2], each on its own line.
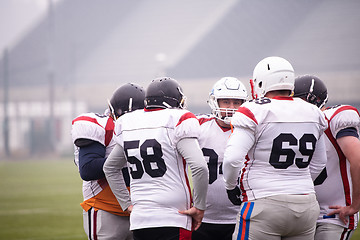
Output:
[251, 56, 295, 98]
[208, 77, 248, 124]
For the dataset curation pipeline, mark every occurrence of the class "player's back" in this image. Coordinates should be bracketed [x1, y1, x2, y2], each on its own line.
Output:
[114, 108, 200, 230]
[231, 97, 327, 200]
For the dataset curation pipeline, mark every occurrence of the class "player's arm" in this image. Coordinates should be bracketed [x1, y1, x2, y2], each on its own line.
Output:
[339, 134, 360, 211]
[103, 144, 132, 212]
[309, 133, 327, 181]
[75, 139, 106, 181]
[329, 128, 360, 224]
[223, 127, 254, 205]
[177, 137, 209, 231]
[223, 127, 254, 190]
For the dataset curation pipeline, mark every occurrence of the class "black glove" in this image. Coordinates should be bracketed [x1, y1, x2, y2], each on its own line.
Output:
[227, 186, 242, 205]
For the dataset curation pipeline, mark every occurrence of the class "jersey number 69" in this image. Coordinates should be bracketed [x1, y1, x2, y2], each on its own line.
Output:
[269, 133, 317, 169]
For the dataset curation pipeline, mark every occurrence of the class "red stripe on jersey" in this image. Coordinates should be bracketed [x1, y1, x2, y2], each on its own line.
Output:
[72, 116, 102, 127]
[330, 105, 360, 121]
[144, 108, 163, 112]
[272, 96, 294, 100]
[198, 117, 215, 125]
[176, 112, 197, 127]
[198, 117, 230, 132]
[179, 228, 192, 240]
[182, 157, 193, 209]
[240, 155, 250, 202]
[325, 118, 354, 229]
[104, 117, 114, 146]
[237, 107, 258, 125]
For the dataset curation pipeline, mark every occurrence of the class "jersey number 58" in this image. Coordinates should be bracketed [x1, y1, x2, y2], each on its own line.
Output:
[124, 139, 167, 179]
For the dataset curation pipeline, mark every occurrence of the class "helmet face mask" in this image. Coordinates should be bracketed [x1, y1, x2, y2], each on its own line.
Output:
[145, 77, 186, 109]
[252, 56, 295, 98]
[293, 75, 328, 108]
[208, 77, 248, 124]
[108, 83, 145, 119]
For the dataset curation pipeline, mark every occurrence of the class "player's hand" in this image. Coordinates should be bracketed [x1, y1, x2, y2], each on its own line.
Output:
[328, 205, 358, 224]
[125, 205, 133, 214]
[179, 207, 204, 231]
[227, 186, 242, 205]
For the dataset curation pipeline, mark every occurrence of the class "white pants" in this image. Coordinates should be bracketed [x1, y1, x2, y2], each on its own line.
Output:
[315, 222, 354, 240]
[232, 194, 319, 240]
[83, 208, 132, 240]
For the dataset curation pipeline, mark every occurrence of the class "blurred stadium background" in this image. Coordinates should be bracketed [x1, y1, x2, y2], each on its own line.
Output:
[1, 1, 360, 238]
[0, 0, 360, 159]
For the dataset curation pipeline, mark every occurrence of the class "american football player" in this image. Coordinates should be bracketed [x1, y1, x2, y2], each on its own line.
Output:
[294, 75, 360, 240]
[103, 77, 209, 240]
[223, 56, 327, 239]
[192, 77, 247, 240]
[71, 82, 145, 240]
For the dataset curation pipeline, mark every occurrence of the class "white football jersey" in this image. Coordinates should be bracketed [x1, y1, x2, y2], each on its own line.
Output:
[315, 105, 360, 229]
[72, 112, 116, 200]
[114, 108, 200, 231]
[226, 97, 327, 201]
[71, 112, 129, 216]
[197, 115, 238, 224]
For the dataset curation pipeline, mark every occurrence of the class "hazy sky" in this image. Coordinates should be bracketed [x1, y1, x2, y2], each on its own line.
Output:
[0, 0, 61, 53]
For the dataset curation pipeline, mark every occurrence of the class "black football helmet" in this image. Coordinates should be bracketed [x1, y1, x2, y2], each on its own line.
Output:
[293, 75, 328, 108]
[108, 83, 145, 119]
[145, 77, 186, 109]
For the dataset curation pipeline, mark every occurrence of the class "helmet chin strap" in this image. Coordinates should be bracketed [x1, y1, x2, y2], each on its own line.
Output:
[128, 98, 133, 112]
[162, 102, 172, 108]
[309, 79, 315, 94]
[107, 98, 117, 119]
[178, 87, 187, 109]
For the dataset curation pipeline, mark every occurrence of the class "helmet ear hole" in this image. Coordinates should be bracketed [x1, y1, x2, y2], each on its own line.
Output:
[116, 109, 122, 118]
[258, 81, 262, 88]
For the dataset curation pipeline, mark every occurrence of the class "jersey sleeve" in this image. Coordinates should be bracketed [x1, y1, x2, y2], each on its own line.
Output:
[177, 138, 208, 210]
[309, 133, 327, 181]
[71, 114, 106, 146]
[78, 141, 106, 181]
[329, 106, 360, 138]
[224, 102, 259, 190]
[231, 104, 259, 133]
[223, 127, 255, 190]
[173, 111, 200, 143]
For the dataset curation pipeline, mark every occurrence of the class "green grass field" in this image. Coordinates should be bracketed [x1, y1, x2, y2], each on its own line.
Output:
[1, 158, 359, 239]
[0, 158, 86, 240]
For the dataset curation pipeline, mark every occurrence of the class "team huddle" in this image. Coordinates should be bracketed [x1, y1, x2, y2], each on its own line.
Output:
[71, 56, 360, 240]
